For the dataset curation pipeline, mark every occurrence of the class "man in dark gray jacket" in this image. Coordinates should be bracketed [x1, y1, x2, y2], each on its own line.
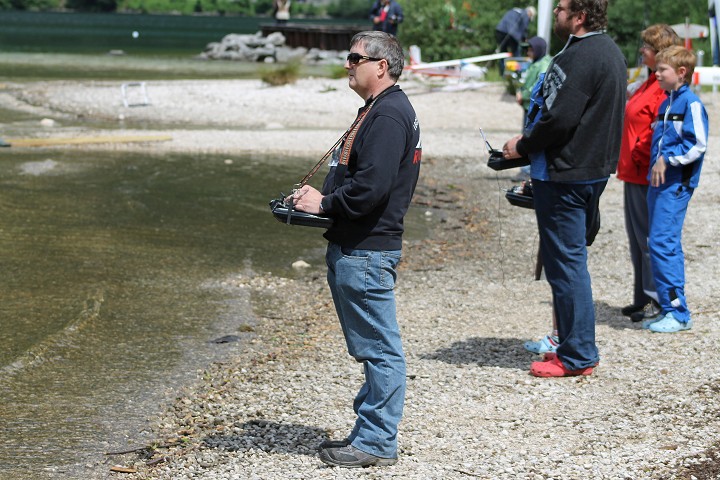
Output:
[503, 0, 626, 377]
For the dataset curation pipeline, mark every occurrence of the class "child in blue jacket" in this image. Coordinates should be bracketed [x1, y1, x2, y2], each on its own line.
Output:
[644, 46, 709, 333]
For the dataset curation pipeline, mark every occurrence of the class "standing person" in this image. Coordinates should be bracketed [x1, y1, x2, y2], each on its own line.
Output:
[495, 6, 536, 75]
[502, 0, 627, 377]
[643, 45, 708, 333]
[273, 0, 291, 24]
[617, 24, 682, 323]
[288, 31, 421, 467]
[513, 35, 552, 180]
[370, 0, 404, 37]
[516, 36, 552, 125]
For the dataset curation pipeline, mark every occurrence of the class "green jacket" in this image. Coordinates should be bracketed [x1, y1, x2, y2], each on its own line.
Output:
[520, 55, 551, 110]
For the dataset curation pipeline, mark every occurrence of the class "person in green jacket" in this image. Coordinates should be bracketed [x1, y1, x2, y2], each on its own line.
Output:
[513, 36, 551, 179]
[516, 36, 552, 125]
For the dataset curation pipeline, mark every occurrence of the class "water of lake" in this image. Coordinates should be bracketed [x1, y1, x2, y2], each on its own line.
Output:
[0, 148, 334, 479]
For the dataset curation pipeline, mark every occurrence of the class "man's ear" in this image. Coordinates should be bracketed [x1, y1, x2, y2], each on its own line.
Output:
[574, 10, 586, 27]
[377, 58, 389, 77]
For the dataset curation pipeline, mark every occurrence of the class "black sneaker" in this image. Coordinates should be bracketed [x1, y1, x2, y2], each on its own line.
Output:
[631, 300, 662, 322]
[621, 303, 644, 317]
[318, 438, 350, 450]
[319, 445, 397, 468]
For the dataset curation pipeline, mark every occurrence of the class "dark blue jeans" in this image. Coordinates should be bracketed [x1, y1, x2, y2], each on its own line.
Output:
[533, 180, 607, 370]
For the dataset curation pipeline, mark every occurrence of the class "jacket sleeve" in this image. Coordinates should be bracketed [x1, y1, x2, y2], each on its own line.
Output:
[516, 61, 592, 158]
[663, 100, 709, 166]
[323, 114, 404, 219]
[392, 3, 404, 23]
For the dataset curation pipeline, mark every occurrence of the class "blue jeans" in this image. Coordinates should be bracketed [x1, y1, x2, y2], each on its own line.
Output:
[647, 183, 693, 322]
[533, 180, 606, 370]
[325, 242, 405, 459]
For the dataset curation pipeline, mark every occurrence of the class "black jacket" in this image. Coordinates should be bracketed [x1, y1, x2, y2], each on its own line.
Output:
[517, 32, 627, 181]
[320, 85, 421, 250]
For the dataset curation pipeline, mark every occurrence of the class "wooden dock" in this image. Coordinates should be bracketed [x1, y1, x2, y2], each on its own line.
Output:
[260, 23, 368, 51]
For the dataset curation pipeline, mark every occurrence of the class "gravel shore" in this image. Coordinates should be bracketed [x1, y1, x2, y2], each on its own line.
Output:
[3, 77, 720, 479]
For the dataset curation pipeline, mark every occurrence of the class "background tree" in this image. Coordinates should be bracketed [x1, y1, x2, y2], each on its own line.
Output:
[398, 0, 713, 67]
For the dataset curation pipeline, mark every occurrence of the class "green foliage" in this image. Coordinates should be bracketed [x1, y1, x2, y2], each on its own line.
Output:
[116, 0, 254, 14]
[292, 1, 324, 18]
[399, 0, 714, 67]
[255, 0, 273, 16]
[608, 0, 711, 67]
[0, 0, 59, 10]
[326, 0, 368, 19]
[260, 60, 300, 86]
[399, 0, 528, 62]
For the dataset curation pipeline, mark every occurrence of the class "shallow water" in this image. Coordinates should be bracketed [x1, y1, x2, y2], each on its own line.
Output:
[0, 149, 333, 478]
[0, 148, 429, 479]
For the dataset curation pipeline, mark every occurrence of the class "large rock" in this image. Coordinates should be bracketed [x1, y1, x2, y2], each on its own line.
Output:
[201, 31, 346, 65]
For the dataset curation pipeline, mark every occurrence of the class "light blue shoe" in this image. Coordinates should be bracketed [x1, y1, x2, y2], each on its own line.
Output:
[524, 334, 559, 354]
[648, 312, 693, 333]
[641, 312, 665, 330]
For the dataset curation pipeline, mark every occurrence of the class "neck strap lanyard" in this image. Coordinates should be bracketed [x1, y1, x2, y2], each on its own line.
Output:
[293, 87, 393, 191]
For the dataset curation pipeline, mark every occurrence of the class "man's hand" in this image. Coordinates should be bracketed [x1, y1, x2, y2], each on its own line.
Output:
[285, 185, 324, 214]
[503, 134, 523, 159]
[651, 155, 667, 187]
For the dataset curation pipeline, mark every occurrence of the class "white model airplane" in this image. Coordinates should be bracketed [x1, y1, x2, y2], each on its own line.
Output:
[404, 45, 511, 79]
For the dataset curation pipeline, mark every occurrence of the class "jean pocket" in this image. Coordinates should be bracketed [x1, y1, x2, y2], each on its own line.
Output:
[380, 252, 401, 289]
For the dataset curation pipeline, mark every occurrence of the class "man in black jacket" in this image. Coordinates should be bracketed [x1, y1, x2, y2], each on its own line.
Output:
[503, 0, 626, 377]
[290, 31, 421, 467]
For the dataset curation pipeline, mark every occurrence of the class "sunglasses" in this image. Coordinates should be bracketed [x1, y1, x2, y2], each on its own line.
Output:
[347, 53, 383, 65]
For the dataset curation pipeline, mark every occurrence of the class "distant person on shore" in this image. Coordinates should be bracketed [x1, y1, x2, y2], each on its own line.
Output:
[502, 0, 627, 377]
[495, 6, 536, 75]
[643, 45, 708, 333]
[287, 31, 421, 467]
[273, 0, 291, 24]
[617, 24, 682, 324]
[370, 0, 404, 37]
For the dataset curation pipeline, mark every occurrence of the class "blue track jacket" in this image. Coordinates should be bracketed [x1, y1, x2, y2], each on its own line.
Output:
[649, 84, 709, 188]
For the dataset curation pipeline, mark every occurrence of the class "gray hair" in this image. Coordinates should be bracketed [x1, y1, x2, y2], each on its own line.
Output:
[350, 31, 405, 80]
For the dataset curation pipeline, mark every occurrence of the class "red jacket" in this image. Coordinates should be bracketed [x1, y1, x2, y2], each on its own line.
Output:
[617, 75, 665, 185]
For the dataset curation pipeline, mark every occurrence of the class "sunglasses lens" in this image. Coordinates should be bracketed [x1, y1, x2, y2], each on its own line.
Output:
[347, 53, 360, 64]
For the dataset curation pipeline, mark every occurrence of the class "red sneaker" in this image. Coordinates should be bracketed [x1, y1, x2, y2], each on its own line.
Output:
[530, 356, 594, 377]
